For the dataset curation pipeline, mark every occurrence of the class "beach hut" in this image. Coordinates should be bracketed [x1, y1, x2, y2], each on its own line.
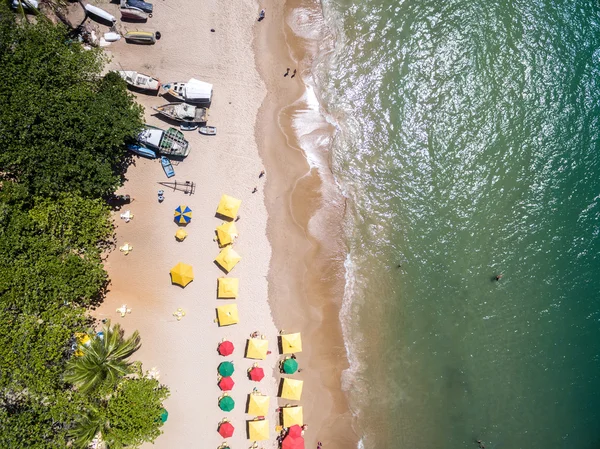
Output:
[216, 304, 239, 326]
[281, 406, 303, 427]
[246, 338, 268, 360]
[280, 333, 302, 354]
[219, 394, 235, 412]
[217, 278, 239, 299]
[218, 361, 235, 377]
[282, 358, 298, 374]
[216, 222, 239, 246]
[216, 194, 242, 220]
[280, 378, 303, 401]
[249, 365, 265, 381]
[170, 262, 194, 287]
[174, 205, 193, 224]
[282, 425, 305, 449]
[247, 419, 269, 441]
[247, 393, 269, 416]
[215, 246, 242, 273]
[175, 228, 188, 241]
[218, 376, 235, 391]
[218, 421, 235, 438]
[218, 340, 235, 356]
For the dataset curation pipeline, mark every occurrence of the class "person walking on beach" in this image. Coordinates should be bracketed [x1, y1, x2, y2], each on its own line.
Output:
[252, 186, 258, 193]
[291, 68, 297, 78]
[258, 9, 265, 21]
[259, 170, 265, 178]
[284, 68, 290, 77]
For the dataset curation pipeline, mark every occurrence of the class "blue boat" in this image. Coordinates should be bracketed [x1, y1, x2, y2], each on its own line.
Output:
[127, 143, 157, 159]
[125, 0, 152, 13]
[161, 156, 175, 178]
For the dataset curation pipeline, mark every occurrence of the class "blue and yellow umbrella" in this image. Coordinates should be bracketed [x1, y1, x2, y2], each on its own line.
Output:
[174, 205, 192, 224]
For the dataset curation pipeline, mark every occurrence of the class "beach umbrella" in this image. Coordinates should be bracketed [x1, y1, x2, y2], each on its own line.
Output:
[215, 246, 242, 273]
[281, 406, 303, 427]
[247, 419, 269, 441]
[216, 194, 242, 220]
[218, 361, 235, 377]
[216, 304, 239, 326]
[217, 278, 239, 299]
[281, 333, 302, 354]
[282, 358, 298, 374]
[247, 393, 270, 416]
[218, 340, 235, 356]
[219, 395, 235, 412]
[175, 228, 188, 241]
[280, 378, 303, 401]
[249, 366, 265, 382]
[246, 338, 268, 360]
[282, 425, 305, 449]
[218, 421, 235, 438]
[159, 408, 169, 423]
[170, 262, 194, 287]
[174, 205, 193, 224]
[218, 376, 235, 391]
[216, 222, 239, 246]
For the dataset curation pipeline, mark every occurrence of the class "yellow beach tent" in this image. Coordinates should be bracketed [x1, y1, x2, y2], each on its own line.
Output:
[281, 406, 303, 427]
[280, 378, 303, 401]
[246, 338, 268, 359]
[216, 222, 239, 246]
[215, 246, 242, 273]
[217, 278, 239, 298]
[170, 262, 194, 287]
[216, 304, 239, 326]
[247, 394, 270, 416]
[247, 419, 269, 441]
[280, 332, 302, 354]
[216, 194, 242, 220]
[175, 229, 188, 241]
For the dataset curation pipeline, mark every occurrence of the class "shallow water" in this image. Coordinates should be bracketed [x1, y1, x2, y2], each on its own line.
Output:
[311, 0, 600, 447]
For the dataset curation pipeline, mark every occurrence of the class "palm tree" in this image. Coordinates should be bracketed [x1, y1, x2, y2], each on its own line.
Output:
[65, 320, 141, 393]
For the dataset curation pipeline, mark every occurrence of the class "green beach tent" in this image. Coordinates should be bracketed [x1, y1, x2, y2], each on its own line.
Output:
[218, 361, 234, 377]
[282, 358, 298, 374]
[159, 408, 168, 423]
[219, 395, 235, 412]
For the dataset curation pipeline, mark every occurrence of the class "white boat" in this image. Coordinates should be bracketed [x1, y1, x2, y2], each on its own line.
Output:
[153, 103, 208, 123]
[11, 0, 38, 10]
[162, 78, 213, 104]
[117, 71, 161, 92]
[85, 4, 116, 23]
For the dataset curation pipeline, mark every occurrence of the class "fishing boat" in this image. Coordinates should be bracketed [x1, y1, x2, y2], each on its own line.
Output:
[11, 0, 38, 10]
[161, 157, 175, 178]
[137, 125, 190, 158]
[198, 126, 217, 136]
[126, 143, 157, 159]
[124, 30, 157, 45]
[117, 71, 160, 92]
[120, 6, 148, 20]
[153, 103, 208, 123]
[85, 4, 116, 23]
[126, 0, 153, 13]
[162, 79, 213, 104]
[180, 122, 199, 131]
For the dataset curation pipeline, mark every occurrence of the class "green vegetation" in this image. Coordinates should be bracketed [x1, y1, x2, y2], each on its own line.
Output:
[0, 5, 168, 449]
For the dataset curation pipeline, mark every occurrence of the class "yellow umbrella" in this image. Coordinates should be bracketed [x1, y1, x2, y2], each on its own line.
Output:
[281, 406, 303, 427]
[216, 194, 242, 220]
[217, 278, 239, 298]
[216, 222, 239, 246]
[175, 229, 188, 241]
[247, 419, 269, 441]
[245, 338, 268, 359]
[216, 304, 239, 326]
[215, 246, 242, 273]
[280, 378, 303, 401]
[280, 333, 302, 354]
[247, 394, 270, 416]
[170, 262, 194, 287]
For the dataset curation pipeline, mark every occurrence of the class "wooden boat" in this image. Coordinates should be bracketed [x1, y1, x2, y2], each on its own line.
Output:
[199, 126, 217, 136]
[126, 143, 157, 159]
[124, 30, 156, 45]
[117, 71, 160, 92]
[162, 79, 213, 104]
[180, 122, 198, 131]
[161, 157, 175, 178]
[120, 6, 148, 20]
[137, 125, 190, 158]
[153, 103, 208, 124]
[85, 4, 116, 23]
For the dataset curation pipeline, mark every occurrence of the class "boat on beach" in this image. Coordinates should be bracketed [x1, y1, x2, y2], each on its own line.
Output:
[125, 0, 153, 13]
[120, 6, 148, 21]
[180, 122, 199, 131]
[161, 156, 175, 178]
[117, 71, 161, 92]
[84, 4, 116, 24]
[153, 103, 208, 124]
[124, 30, 157, 45]
[162, 79, 213, 104]
[199, 126, 217, 136]
[126, 143, 157, 159]
[137, 125, 190, 158]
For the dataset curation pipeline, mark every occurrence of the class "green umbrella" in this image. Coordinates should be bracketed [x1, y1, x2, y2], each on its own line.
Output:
[282, 358, 298, 374]
[159, 408, 168, 423]
[218, 361, 234, 377]
[219, 395, 235, 412]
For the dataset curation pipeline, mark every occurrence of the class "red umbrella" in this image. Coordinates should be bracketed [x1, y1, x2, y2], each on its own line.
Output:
[218, 340, 234, 356]
[218, 376, 235, 391]
[249, 366, 265, 381]
[282, 425, 304, 449]
[218, 421, 235, 438]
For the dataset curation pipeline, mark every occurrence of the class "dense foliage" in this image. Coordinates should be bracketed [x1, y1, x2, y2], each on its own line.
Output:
[0, 6, 168, 449]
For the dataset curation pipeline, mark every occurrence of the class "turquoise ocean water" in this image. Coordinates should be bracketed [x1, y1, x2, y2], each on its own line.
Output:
[311, 0, 600, 447]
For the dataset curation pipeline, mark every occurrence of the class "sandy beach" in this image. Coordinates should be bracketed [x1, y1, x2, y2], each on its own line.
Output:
[92, 0, 357, 447]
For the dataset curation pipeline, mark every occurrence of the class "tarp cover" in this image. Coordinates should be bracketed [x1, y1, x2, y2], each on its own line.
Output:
[184, 78, 213, 101]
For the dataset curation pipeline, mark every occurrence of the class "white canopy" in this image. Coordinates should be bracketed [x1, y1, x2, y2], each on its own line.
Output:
[184, 78, 213, 101]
